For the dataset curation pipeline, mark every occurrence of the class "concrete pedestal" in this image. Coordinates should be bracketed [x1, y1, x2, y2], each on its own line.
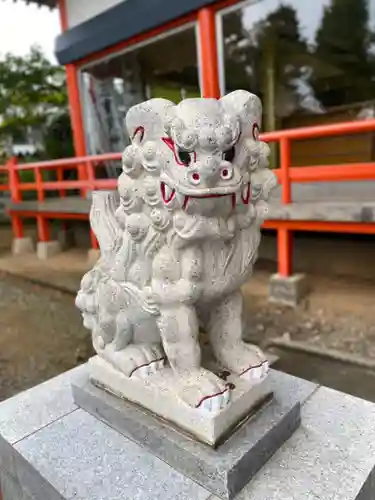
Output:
[36, 241, 62, 260]
[268, 273, 309, 306]
[0, 364, 374, 500]
[11, 237, 34, 256]
[73, 369, 300, 499]
[88, 355, 276, 448]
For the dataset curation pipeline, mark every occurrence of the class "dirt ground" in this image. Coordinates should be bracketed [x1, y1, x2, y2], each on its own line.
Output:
[242, 272, 375, 359]
[0, 271, 92, 400]
[1, 222, 375, 401]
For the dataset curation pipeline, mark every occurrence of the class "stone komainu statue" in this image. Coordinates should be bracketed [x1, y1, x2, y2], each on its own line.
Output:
[76, 90, 277, 413]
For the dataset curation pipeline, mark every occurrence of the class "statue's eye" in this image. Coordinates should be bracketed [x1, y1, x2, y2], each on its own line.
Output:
[223, 146, 235, 163]
[176, 148, 194, 166]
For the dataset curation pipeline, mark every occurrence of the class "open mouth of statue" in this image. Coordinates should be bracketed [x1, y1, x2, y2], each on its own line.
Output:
[161, 182, 251, 210]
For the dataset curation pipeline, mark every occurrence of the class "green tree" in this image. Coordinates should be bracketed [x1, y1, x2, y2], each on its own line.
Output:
[309, 0, 375, 108]
[43, 110, 74, 160]
[0, 45, 72, 158]
[223, 4, 308, 168]
[223, 4, 308, 129]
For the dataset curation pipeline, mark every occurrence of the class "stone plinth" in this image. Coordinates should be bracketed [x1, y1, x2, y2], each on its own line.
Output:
[268, 273, 308, 306]
[73, 367, 301, 499]
[1, 363, 375, 500]
[87, 355, 273, 447]
[12, 237, 34, 256]
[36, 241, 61, 260]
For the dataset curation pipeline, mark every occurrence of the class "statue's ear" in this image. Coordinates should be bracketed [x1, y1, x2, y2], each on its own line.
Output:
[125, 98, 175, 142]
[220, 90, 262, 138]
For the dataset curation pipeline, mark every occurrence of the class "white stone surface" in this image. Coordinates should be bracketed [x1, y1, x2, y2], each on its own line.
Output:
[89, 355, 271, 446]
[14, 409, 212, 500]
[12, 237, 34, 256]
[1, 365, 374, 500]
[0, 364, 86, 444]
[36, 241, 62, 260]
[75, 91, 278, 423]
[213, 386, 375, 500]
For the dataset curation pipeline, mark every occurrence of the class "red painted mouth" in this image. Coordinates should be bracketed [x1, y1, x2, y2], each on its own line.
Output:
[161, 182, 175, 203]
[241, 182, 251, 204]
[161, 183, 251, 210]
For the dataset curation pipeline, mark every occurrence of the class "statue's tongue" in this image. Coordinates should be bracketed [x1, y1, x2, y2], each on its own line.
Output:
[172, 212, 234, 242]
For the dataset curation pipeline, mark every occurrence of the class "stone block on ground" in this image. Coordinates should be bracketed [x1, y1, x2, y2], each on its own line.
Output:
[12, 237, 34, 256]
[87, 355, 274, 447]
[268, 273, 308, 306]
[72, 367, 314, 499]
[36, 241, 62, 260]
[13, 410, 211, 500]
[1, 364, 375, 500]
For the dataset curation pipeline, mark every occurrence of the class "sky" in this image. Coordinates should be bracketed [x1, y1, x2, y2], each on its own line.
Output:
[0, 1, 60, 62]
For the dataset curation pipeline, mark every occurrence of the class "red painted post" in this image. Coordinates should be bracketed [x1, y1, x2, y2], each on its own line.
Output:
[37, 215, 50, 242]
[198, 8, 221, 98]
[8, 156, 24, 239]
[34, 167, 45, 202]
[279, 137, 291, 204]
[277, 228, 292, 277]
[87, 161, 95, 190]
[278, 137, 292, 276]
[8, 156, 21, 203]
[57, 167, 66, 197]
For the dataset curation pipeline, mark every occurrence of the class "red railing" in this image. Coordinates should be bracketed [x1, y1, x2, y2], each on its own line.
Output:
[1, 118, 375, 276]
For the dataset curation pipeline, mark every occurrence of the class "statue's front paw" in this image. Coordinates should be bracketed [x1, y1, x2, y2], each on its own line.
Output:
[177, 369, 231, 414]
[104, 343, 165, 378]
[216, 342, 269, 384]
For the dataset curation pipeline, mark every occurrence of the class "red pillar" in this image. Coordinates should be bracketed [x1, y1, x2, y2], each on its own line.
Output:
[278, 137, 292, 276]
[58, 0, 88, 196]
[198, 8, 221, 98]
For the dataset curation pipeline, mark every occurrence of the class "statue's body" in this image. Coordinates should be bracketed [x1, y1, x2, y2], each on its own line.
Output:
[76, 90, 277, 414]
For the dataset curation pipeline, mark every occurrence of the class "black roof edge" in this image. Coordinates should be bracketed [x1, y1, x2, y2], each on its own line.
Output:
[55, 0, 218, 65]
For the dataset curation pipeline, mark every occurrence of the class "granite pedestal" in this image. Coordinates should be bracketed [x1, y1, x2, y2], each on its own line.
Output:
[1, 364, 375, 500]
[73, 367, 300, 499]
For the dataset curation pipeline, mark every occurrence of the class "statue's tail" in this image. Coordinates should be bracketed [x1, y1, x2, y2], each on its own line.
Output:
[89, 190, 122, 259]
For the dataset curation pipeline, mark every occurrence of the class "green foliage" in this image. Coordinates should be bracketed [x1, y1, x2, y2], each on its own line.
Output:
[225, 0, 375, 117]
[309, 0, 375, 107]
[0, 45, 71, 157]
[43, 110, 74, 160]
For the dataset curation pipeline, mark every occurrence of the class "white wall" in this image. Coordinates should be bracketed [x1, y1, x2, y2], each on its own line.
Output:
[66, 0, 125, 28]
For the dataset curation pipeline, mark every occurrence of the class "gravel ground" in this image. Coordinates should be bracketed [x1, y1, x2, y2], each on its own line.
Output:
[0, 271, 93, 401]
[243, 293, 375, 359]
[1, 262, 375, 402]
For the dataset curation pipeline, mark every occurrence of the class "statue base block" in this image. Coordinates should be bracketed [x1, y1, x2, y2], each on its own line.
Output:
[87, 355, 272, 447]
[72, 359, 301, 500]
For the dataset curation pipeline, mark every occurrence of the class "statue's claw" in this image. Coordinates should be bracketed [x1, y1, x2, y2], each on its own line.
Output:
[240, 359, 269, 383]
[103, 343, 165, 378]
[177, 368, 232, 414]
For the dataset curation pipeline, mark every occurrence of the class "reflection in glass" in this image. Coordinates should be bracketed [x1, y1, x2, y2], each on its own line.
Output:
[219, 0, 375, 166]
[80, 26, 200, 162]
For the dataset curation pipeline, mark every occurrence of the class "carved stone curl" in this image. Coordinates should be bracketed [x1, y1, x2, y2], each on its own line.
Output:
[76, 90, 277, 414]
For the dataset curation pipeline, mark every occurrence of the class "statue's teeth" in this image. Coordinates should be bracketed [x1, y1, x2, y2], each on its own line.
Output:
[241, 183, 251, 204]
[161, 182, 175, 203]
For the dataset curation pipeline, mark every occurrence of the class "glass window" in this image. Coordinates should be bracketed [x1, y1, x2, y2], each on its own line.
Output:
[219, 0, 375, 165]
[80, 25, 200, 159]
